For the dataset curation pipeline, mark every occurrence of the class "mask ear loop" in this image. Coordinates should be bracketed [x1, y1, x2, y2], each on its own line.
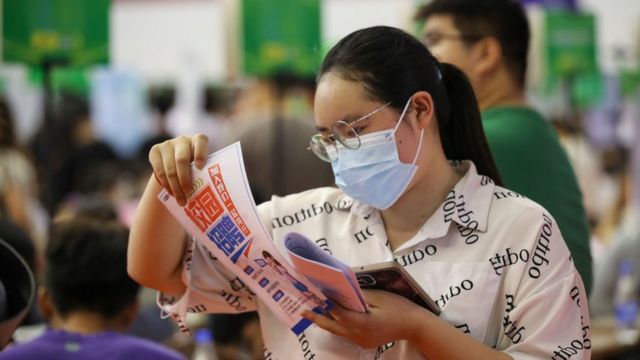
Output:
[392, 97, 424, 166]
[411, 128, 425, 165]
[391, 97, 413, 135]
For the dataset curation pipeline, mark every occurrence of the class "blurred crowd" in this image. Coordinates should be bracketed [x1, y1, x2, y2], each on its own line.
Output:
[0, 72, 337, 359]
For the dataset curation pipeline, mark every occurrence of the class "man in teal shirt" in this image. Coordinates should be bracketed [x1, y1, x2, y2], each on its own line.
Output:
[416, 0, 592, 292]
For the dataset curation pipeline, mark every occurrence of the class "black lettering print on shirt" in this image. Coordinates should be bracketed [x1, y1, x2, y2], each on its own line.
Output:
[315, 237, 332, 255]
[297, 332, 316, 360]
[173, 313, 190, 334]
[204, 248, 218, 261]
[354, 226, 374, 244]
[185, 243, 194, 271]
[455, 323, 471, 334]
[443, 190, 456, 223]
[229, 276, 256, 298]
[570, 286, 580, 308]
[457, 222, 479, 245]
[271, 202, 334, 229]
[186, 304, 207, 313]
[489, 247, 530, 276]
[551, 340, 588, 360]
[493, 191, 525, 200]
[264, 347, 275, 360]
[374, 342, 395, 359]
[218, 290, 248, 311]
[569, 286, 592, 350]
[455, 194, 475, 225]
[335, 197, 352, 210]
[528, 214, 553, 279]
[394, 244, 437, 266]
[435, 279, 474, 309]
[503, 294, 526, 344]
[480, 175, 494, 186]
[442, 191, 481, 244]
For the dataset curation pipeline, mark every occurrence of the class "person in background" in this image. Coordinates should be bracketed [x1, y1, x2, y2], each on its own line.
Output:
[0, 237, 35, 350]
[207, 313, 263, 360]
[30, 93, 117, 215]
[140, 86, 176, 155]
[0, 218, 184, 360]
[129, 26, 589, 359]
[233, 76, 335, 198]
[416, 0, 593, 293]
[53, 198, 179, 344]
[0, 219, 42, 328]
[0, 98, 48, 253]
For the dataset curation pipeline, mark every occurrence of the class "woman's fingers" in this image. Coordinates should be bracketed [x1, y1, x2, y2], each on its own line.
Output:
[149, 144, 170, 194]
[301, 310, 348, 337]
[161, 142, 187, 205]
[192, 133, 209, 169]
[148, 135, 210, 206]
[174, 137, 195, 199]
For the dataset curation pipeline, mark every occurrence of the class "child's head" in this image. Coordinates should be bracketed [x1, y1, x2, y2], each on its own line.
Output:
[43, 218, 139, 324]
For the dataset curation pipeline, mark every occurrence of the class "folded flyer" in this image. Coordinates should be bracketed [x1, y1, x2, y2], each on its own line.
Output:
[158, 142, 333, 335]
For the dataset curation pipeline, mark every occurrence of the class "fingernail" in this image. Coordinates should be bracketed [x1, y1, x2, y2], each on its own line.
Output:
[196, 159, 205, 169]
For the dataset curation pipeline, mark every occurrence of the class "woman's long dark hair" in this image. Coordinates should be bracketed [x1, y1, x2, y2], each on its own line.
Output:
[319, 26, 502, 186]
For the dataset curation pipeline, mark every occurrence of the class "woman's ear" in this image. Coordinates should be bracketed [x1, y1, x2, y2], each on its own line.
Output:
[411, 91, 435, 131]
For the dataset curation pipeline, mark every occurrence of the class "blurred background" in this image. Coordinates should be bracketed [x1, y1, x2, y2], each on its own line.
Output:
[0, 0, 639, 359]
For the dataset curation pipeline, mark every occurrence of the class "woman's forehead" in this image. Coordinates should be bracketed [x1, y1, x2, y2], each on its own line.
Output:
[314, 74, 375, 127]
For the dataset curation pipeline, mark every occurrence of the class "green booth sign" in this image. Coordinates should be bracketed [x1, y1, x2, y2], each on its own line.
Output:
[3, 0, 110, 67]
[242, 0, 321, 77]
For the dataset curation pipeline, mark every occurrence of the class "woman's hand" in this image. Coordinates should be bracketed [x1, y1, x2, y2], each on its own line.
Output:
[303, 290, 512, 359]
[301, 290, 428, 349]
[149, 134, 209, 206]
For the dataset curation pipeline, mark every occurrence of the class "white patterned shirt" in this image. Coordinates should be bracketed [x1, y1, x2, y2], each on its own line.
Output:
[159, 161, 591, 360]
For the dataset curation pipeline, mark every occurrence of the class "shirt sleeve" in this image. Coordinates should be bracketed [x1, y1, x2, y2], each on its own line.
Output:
[498, 209, 591, 360]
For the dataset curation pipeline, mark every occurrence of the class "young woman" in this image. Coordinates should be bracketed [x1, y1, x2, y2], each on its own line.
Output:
[128, 26, 590, 359]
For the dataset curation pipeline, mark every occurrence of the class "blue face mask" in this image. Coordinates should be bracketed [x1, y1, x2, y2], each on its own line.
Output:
[330, 98, 424, 210]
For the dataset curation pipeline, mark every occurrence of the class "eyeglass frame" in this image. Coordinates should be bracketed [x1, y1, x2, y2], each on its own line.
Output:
[308, 101, 392, 162]
[422, 31, 485, 48]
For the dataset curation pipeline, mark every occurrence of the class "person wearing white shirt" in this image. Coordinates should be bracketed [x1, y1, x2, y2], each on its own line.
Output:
[128, 26, 590, 359]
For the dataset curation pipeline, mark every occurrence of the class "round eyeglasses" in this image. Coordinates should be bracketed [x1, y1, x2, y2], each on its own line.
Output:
[308, 102, 391, 162]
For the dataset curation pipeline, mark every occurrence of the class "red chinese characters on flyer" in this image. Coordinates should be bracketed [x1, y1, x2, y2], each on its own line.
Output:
[209, 164, 251, 237]
[184, 186, 224, 232]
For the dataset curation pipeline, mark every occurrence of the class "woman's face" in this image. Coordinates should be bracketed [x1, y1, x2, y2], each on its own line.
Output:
[313, 72, 423, 165]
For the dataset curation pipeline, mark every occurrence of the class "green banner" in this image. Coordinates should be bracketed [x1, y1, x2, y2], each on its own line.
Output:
[242, 0, 321, 77]
[544, 11, 597, 78]
[3, 0, 110, 67]
[51, 67, 89, 96]
[620, 69, 640, 98]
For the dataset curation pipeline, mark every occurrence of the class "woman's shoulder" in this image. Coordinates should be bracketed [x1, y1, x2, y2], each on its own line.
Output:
[489, 185, 555, 228]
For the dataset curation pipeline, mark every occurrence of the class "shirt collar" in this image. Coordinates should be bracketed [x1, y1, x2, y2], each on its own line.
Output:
[347, 161, 496, 248]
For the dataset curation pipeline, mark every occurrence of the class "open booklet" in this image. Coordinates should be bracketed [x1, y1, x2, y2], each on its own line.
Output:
[285, 232, 441, 316]
[158, 142, 438, 336]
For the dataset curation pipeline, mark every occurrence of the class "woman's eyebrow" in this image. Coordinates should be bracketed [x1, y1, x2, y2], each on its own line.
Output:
[315, 114, 366, 132]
